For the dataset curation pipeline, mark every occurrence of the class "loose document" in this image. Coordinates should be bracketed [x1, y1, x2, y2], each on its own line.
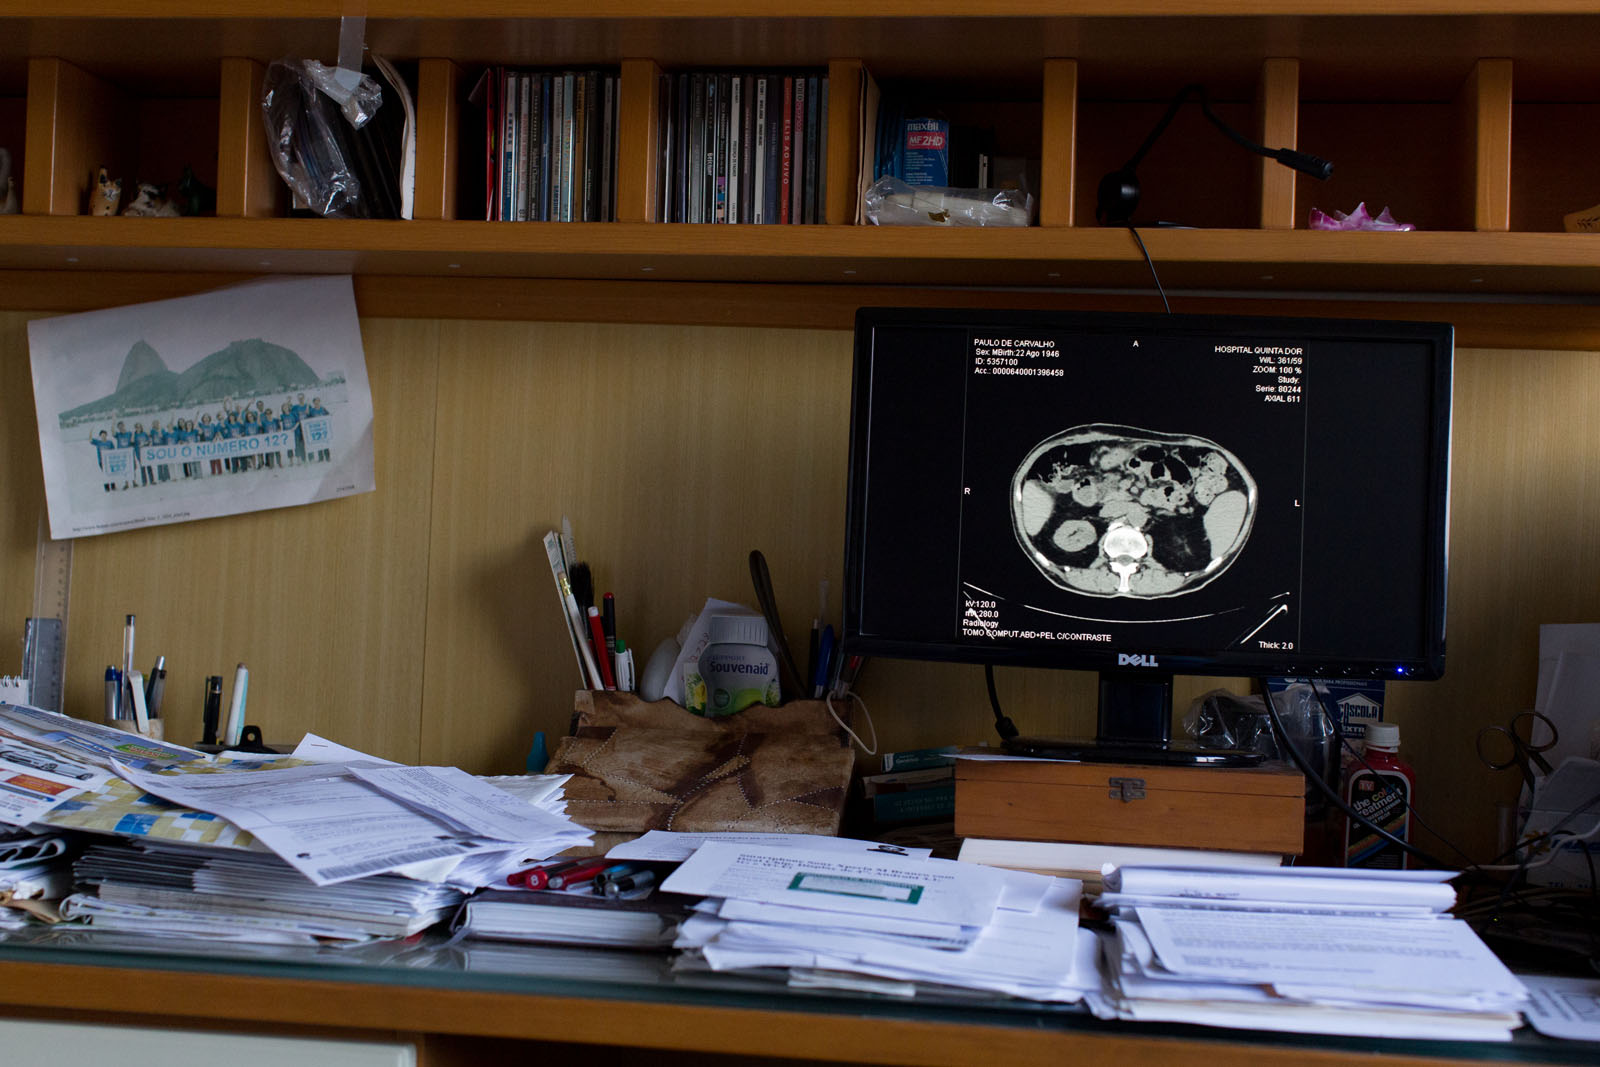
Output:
[1088, 865, 1529, 1040]
[114, 759, 590, 886]
[660, 841, 1097, 1001]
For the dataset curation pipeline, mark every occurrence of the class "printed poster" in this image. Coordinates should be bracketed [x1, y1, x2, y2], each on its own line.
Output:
[28, 275, 376, 538]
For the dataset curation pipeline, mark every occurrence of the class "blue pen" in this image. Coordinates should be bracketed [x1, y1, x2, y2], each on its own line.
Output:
[813, 625, 835, 698]
[104, 666, 123, 723]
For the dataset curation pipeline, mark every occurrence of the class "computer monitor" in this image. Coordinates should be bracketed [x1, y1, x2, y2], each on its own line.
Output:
[843, 307, 1452, 764]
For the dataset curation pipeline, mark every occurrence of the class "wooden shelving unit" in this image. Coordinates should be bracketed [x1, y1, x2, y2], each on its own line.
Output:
[1, 4, 1598, 318]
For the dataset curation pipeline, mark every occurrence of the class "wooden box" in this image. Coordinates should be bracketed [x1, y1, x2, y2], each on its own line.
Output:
[954, 755, 1304, 855]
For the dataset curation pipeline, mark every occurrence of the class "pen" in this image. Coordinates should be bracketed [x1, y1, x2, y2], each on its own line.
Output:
[145, 655, 166, 719]
[602, 592, 617, 675]
[813, 624, 835, 698]
[104, 666, 122, 723]
[201, 675, 222, 745]
[122, 614, 136, 686]
[587, 607, 617, 690]
[602, 869, 657, 898]
[508, 858, 587, 890]
[613, 639, 636, 692]
[546, 859, 612, 890]
[223, 663, 248, 747]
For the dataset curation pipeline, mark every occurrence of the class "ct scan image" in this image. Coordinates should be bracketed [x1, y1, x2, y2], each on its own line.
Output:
[1010, 424, 1257, 598]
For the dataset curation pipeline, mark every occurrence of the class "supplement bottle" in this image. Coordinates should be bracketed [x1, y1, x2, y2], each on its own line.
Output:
[1343, 721, 1417, 869]
[685, 615, 780, 717]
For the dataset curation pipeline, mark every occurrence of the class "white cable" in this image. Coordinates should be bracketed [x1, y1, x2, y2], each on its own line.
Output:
[825, 690, 877, 756]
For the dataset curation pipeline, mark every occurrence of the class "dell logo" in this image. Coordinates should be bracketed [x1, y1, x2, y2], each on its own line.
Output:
[1118, 653, 1161, 668]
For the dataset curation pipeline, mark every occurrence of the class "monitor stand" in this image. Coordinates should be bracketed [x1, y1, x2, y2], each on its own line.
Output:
[1001, 671, 1265, 767]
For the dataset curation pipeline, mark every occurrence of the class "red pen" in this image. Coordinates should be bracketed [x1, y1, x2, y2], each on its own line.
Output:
[507, 858, 585, 890]
[586, 607, 617, 690]
[547, 858, 613, 890]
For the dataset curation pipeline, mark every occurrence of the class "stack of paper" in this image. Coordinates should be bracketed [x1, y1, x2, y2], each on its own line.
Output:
[1, 707, 595, 943]
[64, 840, 463, 943]
[1087, 865, 1529, 1040]
[0, 830, 75, 928]
[659, 837, 1098, 1001]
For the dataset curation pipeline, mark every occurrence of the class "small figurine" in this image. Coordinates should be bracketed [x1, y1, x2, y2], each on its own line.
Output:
[90, 166, 122, 216]
[0, 147, 17, 215]
[176, 165, 216, 217]
[121, 181, 180, 218]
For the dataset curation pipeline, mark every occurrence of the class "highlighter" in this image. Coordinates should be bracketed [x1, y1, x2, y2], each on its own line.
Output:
[223, 663, 249, 748]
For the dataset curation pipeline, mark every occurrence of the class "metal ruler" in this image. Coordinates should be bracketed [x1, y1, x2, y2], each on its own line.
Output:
[24, 510, 71, 713]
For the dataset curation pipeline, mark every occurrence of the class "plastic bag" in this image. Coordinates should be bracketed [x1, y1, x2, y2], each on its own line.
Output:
[261, 59, 385, 218]
[1184, 685, 1338, 812]
[863, 176, 1033, 227]
[1308, 202, 1414, 231]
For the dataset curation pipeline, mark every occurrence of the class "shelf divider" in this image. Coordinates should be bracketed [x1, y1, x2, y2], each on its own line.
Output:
[217, 57, 282, 219]
[825, 59, 864, 226]
[414, 58, 464, 221]
[23, 57, 127, 216]
[1255, 58, 1299, 230]
[1460, 57, 1513, 233]
[1039, 58, 1077, 228]
[616, 58, 662, 223]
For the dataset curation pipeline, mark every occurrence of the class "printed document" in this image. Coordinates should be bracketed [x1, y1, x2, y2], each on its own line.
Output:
[1135, 907, 1527, 1008]
[661, 842, 1006, 927]
[112, 760, 501, 885]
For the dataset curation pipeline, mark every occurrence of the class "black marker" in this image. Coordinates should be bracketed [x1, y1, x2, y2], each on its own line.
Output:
[201, 674, 222, 745]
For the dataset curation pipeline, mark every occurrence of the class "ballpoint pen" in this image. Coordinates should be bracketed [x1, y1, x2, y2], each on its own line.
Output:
[602, 592, 618, 677]
[546, 859, 613, 890]
[104, 666, 122, 724]
[145, 655, 166, 720]
[122, 614, 136, 688]
[813, 624, 835, 698]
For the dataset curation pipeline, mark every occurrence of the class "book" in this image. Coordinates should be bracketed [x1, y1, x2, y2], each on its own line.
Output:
[458, 888, 689, 949]
[739, 74, 755, 223]
[802, 74, 819, 223]
[515, 71, 531, 221]
[726, 74, 741, 224]
[688, 73, 705, 223]
[859, 765, 955, 797]
[881, 744, 959, 773]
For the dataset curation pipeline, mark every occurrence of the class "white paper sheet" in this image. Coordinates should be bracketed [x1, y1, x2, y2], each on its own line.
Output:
[661, 842, 1007, 928]
[607, 829, 931, 863]
[345, 763, 585, 845]
[111, 760, 499, 885]
[1518, 973, 1600, 1040]
[27, 275, 376, 538]
[1135, 907, 1527, 1008]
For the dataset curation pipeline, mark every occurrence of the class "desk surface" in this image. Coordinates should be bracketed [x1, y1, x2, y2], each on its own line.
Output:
[0, 928, 1596, 1067]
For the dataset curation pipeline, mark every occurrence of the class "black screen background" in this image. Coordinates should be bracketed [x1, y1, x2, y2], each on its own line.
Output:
[844, 310, 1450, 679]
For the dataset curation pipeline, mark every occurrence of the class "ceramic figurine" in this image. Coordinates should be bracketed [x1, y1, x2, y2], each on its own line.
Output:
[121, 181, 180, 217]
[90, 167, 122, 216]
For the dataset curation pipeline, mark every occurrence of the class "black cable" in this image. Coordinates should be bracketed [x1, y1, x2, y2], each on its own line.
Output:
[985, 663, 1019, 741]
[1260, 680, 1451, 868]
[1127, 225, 1170, 314]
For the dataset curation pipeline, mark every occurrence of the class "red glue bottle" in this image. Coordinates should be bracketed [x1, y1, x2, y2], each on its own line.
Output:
[1344, 722, 1416, 869]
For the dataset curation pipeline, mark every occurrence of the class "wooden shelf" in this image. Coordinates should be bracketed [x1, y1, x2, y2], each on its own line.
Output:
[1, 4, 1597, 314]
[1, 217, 1597, 296]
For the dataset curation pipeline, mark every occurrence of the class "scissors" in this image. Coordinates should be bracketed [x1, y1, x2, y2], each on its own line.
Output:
[1475, 710, 1559, 790]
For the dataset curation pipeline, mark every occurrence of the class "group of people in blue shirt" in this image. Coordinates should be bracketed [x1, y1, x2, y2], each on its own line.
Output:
[90, 394, 331, 492]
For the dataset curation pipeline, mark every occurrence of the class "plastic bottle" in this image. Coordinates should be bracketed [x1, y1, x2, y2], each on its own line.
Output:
[1343, 721, 1417, 869]
[684, 615, 781, 717]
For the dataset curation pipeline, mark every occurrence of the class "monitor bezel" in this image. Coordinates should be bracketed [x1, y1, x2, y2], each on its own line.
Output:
[841, 306, 1452, 684]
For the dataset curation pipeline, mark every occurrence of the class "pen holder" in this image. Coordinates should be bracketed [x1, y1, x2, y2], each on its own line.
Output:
[548, 691, 856, 846]
[195, 724, 276, 755]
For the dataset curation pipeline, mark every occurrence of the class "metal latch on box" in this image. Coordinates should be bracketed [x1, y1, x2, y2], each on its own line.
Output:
[1108, 777, 1146, 802]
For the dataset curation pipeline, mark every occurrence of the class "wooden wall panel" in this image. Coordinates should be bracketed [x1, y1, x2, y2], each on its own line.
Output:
[3, 306, 1599, 864]
[5, 315, 440, 760]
